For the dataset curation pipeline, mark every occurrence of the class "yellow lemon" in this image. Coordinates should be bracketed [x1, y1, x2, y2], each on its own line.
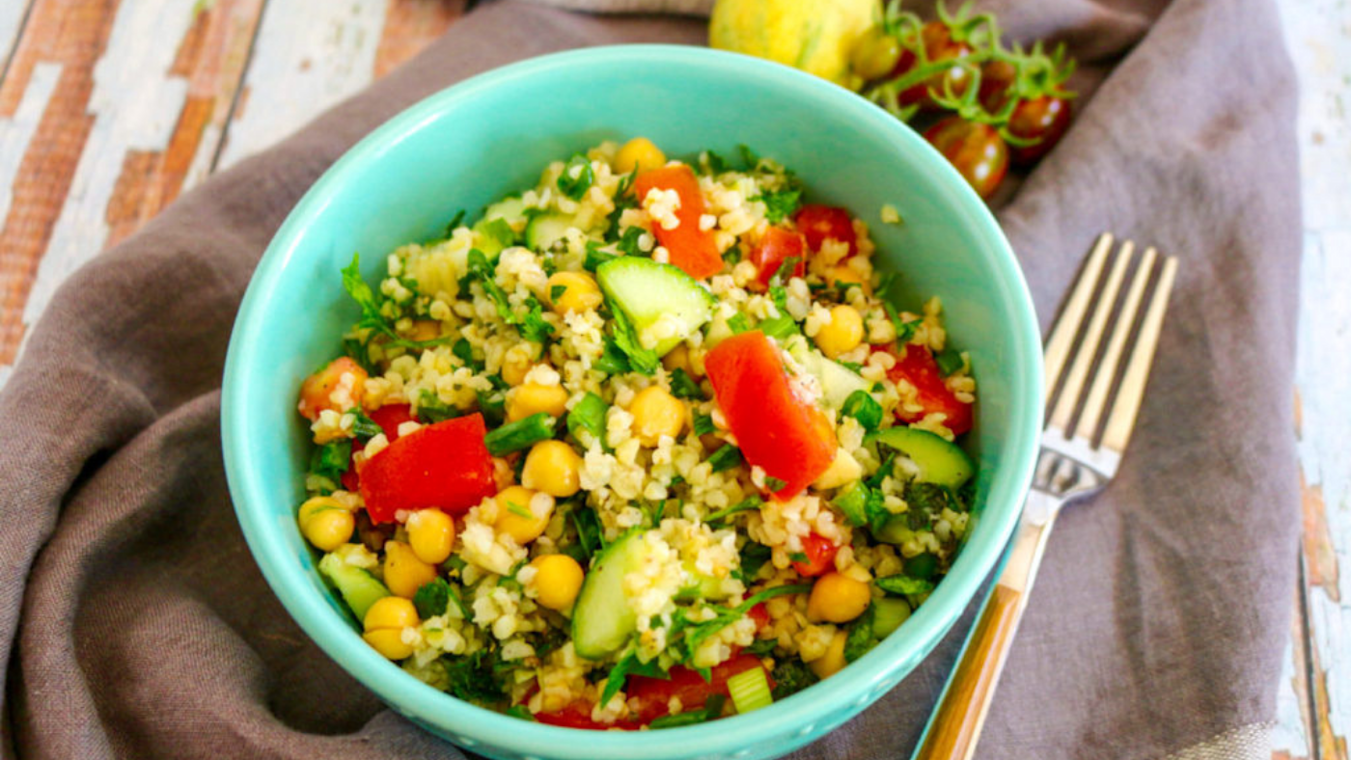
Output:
[709, 0, 877, 90]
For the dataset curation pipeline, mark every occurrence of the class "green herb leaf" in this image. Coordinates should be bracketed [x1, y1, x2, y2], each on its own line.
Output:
[571, 505, 605, 561]
[616, 226, 645, 258]
[607, 298, 660, 376]
[757, 188, 802, 224]
[556, 154, 595, 201]
[584, 241, 618, 272]
[669, 368, 704, 400]
[707, 444, 743, 473]
[505, 705, 534, 721]
[702, 150, 727, 175]
[833, 482, 871, 527]
[885, 303, 924, 344]
[348, 407, 383, 440]
[765, 476, 788, 492]
[507, 500, 533, 519]
[476, 389, 506, 427]
[550, 284, 568, 302]
[840, 390, 883, 431]
[567, 391, 608, 450]
[727, 314, 753, 335]
[413, 577, 451, 619]
[757, 314, 799, 341]
[737, 144, 760, 170]
[705, 495, 763, 526]
[692, 412, 717, 437]
[452, 338, 478, 369]
[445, 649, 506, 704]
[788, 551, 808, 564]
[477, 217, 517, 249]
[308, 439, 351, 492]
[738, 541, 771, 583]
[484, 413, 556, 456]
[600, 649, 668, 707]
[594, 337, 633, 375]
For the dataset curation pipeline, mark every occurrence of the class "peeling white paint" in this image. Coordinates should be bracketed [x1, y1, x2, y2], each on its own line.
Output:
[214, 0, 387, 170]
[0, 61, 59, 234]
[0, 0, 32, 71]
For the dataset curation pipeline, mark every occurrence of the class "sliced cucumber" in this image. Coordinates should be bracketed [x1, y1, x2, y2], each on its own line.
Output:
[571, 529, 650, 659]
[482, 196, 526, 223]
[596, 257, 715, 357]
[318, 552, 390, 622]
[525, 212, 575, 251]
[868, 426, 974, 488]
[784, 337, 870, 410]
[872, 597, 911, 638]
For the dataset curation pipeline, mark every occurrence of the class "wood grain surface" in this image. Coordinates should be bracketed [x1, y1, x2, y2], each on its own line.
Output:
[0, 1, 1344, 758]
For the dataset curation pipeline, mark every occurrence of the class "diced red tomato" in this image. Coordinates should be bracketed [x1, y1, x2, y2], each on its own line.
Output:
[793, 205, 857, 258]
[885, 344, 973, 435]
[297, 356, 367, 420]
[534, 702, 637, 730]
[704, 331, 836, 500]
[357, 413, 496, 523]
[627, 654, 774, 724]
[790, 532, 839, 577]
[747, 603, 771, 631]
[338, 404, 418, 492]
[632, 165, 723, 279]
[746, 227, 806, 291]
[369, 403, 416, 440]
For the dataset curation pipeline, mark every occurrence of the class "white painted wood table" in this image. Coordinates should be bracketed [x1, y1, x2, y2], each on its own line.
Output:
[0, 1, 1345, 757]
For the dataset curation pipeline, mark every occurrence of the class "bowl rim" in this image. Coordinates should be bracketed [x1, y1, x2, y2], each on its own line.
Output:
[221, 43, 1043, 759]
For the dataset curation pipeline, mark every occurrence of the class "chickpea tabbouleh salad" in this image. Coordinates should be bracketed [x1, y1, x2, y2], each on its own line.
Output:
[294, 138, 979, 729]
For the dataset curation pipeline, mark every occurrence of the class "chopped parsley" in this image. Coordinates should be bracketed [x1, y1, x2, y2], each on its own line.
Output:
[669, 368, 704, 400]
[556, 154, 594, 200]
[757, 187, 802, 223]
[606, 298, 659, 376]
[765, 476, 788, 492]
[707, 444, 744, 473]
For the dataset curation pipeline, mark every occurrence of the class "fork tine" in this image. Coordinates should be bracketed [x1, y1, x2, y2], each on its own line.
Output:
[1101, 255, 1178, 452]
[1049, 239, 1134, 432]
[1074, 247, 1157, 441]
[1043, 233, 1113, 401]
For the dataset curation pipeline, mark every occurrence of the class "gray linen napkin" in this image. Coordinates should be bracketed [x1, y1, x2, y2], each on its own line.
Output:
[0, 0, 1300, 758]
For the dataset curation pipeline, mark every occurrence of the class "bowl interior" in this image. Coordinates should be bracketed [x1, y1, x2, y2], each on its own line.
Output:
[222, 45, 1042, 760]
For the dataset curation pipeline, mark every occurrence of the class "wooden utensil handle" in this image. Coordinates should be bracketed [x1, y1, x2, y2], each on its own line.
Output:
[916, 583, 1025, 760]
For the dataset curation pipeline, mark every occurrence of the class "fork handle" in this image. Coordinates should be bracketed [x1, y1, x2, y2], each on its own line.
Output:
[917, 503, 1061, 760]
[916, 583, 1026, 760]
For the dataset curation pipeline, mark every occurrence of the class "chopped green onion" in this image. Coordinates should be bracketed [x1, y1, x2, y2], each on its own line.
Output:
[707, 444, 743, 473]
[556, 154, 594, 200]
[840, 390, 883, 431]
[726, 666, 773, 714]
[692, 412, 717, 437]
[705, 496, 763, 526]
[669, 368, 705, 400]
[833, 482, 871, 527]
[935, 349, 965, 376]
[567, 392, 608, 449]
[758, 313, 799, 340]
[484, 413, 556, 456]
[875, 574, 935, 596]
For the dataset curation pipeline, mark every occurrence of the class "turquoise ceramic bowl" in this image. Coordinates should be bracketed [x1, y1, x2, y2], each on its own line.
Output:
[222, 45, 1042, 760]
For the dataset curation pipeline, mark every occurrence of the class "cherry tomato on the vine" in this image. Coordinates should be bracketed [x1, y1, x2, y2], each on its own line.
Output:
[976, 59, 1018, 114]
[1006, 95, 1072, 165]
[923, 117, 1009, 199]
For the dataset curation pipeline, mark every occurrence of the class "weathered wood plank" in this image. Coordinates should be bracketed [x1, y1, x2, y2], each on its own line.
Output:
[374, 0, 463, 79]
[0, 0, 35, 76]
[1275, 0, 1350, 753]
[0, 0, 121, 365]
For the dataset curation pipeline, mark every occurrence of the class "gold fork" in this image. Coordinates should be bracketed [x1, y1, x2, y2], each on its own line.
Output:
[916, 234, 1179, 760]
